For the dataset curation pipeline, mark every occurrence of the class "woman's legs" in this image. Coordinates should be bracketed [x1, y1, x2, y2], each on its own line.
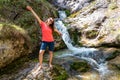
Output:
[49, 51, 53, 68]
[39, 50, 45, 69]
[48, 42, 54, 68]
[39, 41, 54, 69]
[39, 41, 47, 69]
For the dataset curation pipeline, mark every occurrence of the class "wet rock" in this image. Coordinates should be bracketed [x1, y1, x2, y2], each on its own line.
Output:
[24, 63, 68, 80]
[24, 63, 52, 80]
[108, 55, 120, 71]
[70, 61, 90, 72]
[105, 50, 120, 61]
[53, 55, 91, 76]
[99, 47, 120, 61]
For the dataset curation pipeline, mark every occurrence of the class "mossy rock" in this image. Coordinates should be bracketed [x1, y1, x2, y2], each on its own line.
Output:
[0, 56, 30, 76]
[69, 0, 97, 18]
[108, 53, 120, 72]
[0, 23, 31, 68]
[70, 61, 90, 72]
[51, 64, 69, 80]
[68, 28, 81, 46]
[115, 64, 120, 70]
[85, 30, 98, 39]
[109, 2, 118, 10]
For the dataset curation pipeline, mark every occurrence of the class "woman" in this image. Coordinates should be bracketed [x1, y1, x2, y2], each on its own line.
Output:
[26, 6, 61, 69]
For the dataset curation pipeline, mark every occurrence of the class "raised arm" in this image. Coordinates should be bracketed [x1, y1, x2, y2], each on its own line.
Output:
[26, 6, 42, 24]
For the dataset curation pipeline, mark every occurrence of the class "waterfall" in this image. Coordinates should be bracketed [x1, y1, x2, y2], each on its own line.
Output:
[55, 11, 111, 79]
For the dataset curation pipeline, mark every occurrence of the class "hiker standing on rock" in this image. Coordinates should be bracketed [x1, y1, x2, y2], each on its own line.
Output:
[26, 6, 62, 69]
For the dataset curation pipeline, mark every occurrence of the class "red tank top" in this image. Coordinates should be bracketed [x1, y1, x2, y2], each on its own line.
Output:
[39, 21, 54, 42]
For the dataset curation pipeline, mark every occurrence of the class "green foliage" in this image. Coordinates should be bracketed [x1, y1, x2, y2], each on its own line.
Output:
[65, 9, 71, 16]
[0, 0, 11, 4]
[73, 29, 79, 45]
[68, 28, 81, 46]
[15, 12, 35, 28]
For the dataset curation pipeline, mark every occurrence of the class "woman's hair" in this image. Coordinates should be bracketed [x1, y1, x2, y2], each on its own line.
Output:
[49, 19, 54, 32]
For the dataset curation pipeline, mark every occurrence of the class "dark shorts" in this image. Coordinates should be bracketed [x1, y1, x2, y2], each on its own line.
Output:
[40, 41, 54, 51]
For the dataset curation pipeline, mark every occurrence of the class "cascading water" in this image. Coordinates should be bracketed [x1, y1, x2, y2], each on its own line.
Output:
[55, 11, 111, 79]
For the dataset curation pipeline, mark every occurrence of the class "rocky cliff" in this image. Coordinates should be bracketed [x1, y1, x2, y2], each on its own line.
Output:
[56, 0, 120, 47]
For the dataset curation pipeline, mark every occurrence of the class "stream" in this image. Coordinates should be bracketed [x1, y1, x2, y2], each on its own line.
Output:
[54, 11, 120, 80]
[0, 10, 120, 80]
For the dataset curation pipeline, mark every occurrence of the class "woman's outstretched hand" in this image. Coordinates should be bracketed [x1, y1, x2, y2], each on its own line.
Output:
[54, 29, 62, 36]
[58, 32, 62, 36]
[26, 6, 32, 11]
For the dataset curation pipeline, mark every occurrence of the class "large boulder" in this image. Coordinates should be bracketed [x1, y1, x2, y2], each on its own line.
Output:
[0, 23, 31, 68]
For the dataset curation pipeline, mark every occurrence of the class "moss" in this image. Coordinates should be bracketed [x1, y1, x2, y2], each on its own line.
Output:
[32, 58, 39, 62]
[1, 23, 26, 34]
[0, 23, 31, 46]
[73, 29, 79, 45]
[69, 11, 81, 18]
[52, 64, 68, 80]
[78, 42, 83, 47]
[86, 30, 98, 39]
[63, 22, 69, 27]
[70, 61, 90, 72]
[65, 9, 71, 16]
[0, 56, 30, 76]
[109, 2, 118, 10]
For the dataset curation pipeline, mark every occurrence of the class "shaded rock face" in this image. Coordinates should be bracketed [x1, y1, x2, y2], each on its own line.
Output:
[62, 0, 120, 47]
[99, 48, 120, 61]
[109, 55, 120, 70]
[0, 23, 31, 68]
